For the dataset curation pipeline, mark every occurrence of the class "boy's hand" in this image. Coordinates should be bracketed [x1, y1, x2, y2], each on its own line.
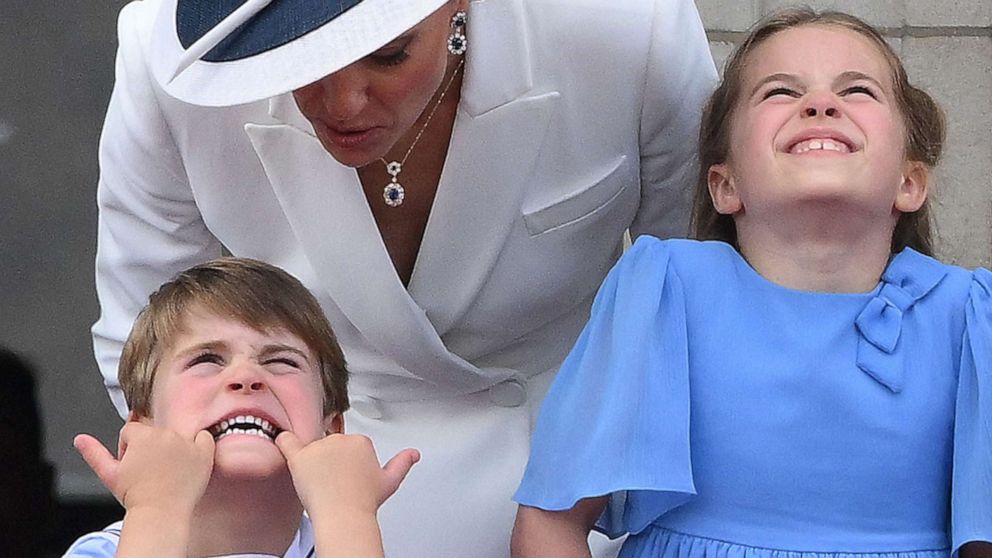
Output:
[275, 431, 419, 517]
[74, 423, 215, 514]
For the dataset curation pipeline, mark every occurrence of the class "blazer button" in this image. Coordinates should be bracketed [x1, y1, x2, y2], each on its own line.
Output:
[489, 379, 527, 408]
[350, 396, 384, 420]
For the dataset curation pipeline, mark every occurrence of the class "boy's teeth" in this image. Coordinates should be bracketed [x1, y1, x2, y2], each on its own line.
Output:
[210, 413, 279, 440]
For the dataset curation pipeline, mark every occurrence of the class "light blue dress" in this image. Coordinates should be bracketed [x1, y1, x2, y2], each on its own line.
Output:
[514, 237, 991, 557]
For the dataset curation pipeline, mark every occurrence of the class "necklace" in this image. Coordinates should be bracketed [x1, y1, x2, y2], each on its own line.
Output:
[379, 58, 465, 207]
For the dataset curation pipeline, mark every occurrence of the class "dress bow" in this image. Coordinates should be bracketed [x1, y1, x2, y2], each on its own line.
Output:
[854, 249, 947, 393]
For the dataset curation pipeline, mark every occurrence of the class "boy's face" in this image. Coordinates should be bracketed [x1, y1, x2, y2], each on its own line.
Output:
[143, 307, 340, 478]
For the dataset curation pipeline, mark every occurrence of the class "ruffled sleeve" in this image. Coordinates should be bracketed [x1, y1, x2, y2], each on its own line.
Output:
[952, 268, 992, 554]
[513, 237, 695, 538]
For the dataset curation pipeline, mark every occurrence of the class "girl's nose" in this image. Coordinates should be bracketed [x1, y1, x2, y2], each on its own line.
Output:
[800, 92, 841, 119]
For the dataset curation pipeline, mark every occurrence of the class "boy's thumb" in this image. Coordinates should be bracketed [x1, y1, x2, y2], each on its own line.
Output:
[275, 430, 304, 458]
[194, 430, 216, 461]
[74, 434, 119, 494]
[380, 448, 420, 501]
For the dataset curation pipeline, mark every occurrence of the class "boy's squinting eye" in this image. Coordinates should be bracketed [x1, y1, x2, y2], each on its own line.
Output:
[188, 352, 223, 368]
[263, 356, 303, 372]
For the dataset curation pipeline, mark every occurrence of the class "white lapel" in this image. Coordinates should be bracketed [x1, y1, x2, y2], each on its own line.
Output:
[245, 106, 495, 394]
[408, 0, 560, 335]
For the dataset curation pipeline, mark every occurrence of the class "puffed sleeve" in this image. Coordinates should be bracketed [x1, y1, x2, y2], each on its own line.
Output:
[514, 237, 695, 538]
[629, 0, 717, 240]
[92, 2, 223, 416]
[952, 268, 992, 554]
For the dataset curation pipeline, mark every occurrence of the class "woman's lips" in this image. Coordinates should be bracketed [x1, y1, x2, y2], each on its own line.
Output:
[314, 120, 382, 149]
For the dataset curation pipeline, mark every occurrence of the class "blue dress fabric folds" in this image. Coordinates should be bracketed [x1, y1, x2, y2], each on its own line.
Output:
[514, 237, 992, 557]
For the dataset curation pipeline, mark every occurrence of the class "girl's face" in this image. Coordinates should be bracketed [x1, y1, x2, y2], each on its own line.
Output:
[292, 2, 465, 168]
[709, 25, 927, 225]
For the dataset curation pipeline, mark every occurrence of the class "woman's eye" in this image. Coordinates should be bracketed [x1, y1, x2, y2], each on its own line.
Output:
[842, 85, 877, 98]
[369, 49, 410, 67]
[763, 87, 799, 100]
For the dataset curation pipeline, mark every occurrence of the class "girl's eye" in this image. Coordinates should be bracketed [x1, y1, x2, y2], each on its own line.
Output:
[842, 85, 877, 99]
[188, 352, 222, 368]
[763, 87, 799, 100]
[369, 49, 410, 67]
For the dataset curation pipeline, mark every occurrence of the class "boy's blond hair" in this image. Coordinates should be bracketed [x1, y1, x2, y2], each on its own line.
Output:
[119, 258, 348, 418]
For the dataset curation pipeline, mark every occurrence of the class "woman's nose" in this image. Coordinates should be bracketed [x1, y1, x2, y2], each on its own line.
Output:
[313, 65, 369, 121]
[800, 91, 841, 119]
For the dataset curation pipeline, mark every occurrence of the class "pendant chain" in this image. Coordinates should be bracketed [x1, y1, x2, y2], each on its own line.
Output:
[380, 58, 465, 207]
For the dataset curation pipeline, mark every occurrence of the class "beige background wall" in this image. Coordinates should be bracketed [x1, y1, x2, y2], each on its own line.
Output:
[0, 1, 989, 501]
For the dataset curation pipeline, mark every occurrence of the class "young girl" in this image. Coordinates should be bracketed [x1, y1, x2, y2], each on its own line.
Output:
[511, 8, 991, 558]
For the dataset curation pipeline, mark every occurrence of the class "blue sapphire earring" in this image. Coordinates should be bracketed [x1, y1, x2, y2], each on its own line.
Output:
[447, 11, 467, 55]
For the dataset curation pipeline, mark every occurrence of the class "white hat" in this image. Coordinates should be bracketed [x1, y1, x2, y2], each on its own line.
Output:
[150, 0, 449, 106]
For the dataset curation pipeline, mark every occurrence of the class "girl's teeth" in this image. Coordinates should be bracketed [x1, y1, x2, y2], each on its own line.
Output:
[792, 138, 849, 153]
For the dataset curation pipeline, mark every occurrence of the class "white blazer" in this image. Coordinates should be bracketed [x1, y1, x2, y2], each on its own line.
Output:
[93, 0, 717, 555]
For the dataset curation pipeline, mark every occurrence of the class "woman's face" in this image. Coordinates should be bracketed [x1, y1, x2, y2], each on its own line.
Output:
[293, 2, 465, 168]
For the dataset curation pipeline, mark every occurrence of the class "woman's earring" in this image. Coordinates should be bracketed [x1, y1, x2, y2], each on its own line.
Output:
[447, 11, 467, 55]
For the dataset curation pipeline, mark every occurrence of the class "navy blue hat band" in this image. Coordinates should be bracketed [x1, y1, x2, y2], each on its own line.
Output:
[177, 0, 363, 62]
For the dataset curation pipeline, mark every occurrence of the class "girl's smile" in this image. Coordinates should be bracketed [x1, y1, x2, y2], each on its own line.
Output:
[783, 127, 859, 154]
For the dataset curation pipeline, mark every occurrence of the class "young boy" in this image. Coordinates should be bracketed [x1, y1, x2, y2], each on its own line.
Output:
[65, 258, 419, 558]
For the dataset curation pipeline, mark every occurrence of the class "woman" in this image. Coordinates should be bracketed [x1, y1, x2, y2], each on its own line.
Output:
[92, 0, 717, 555]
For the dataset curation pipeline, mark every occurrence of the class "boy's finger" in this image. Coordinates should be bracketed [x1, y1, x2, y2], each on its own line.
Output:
[275, 430, 304, 458]
[116, 420, 145, 459]
[116, 426, 128, 459]
[380, 448, 420, 499]
[74, 434, 120, 492]
[194, 430, 216, 462]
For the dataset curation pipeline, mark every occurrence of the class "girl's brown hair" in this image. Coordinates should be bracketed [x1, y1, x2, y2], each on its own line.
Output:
[690, 8, 945, 255]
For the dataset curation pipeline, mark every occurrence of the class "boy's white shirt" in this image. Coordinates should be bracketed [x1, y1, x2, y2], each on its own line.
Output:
[62, 514, 315, 558]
